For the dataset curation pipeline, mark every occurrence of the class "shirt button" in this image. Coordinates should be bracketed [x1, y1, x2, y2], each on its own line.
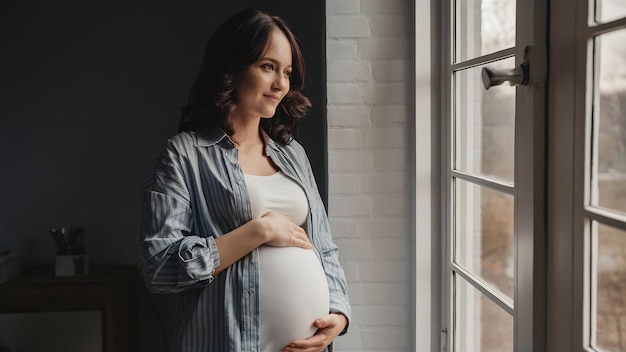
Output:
[237, 180, 243, 185]
[248, 290, 254, 295]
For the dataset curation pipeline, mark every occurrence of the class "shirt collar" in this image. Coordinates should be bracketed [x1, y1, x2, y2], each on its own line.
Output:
[259, 128, 282, 155]
[195, 126, 283, 153]
[196, 127, 235, 148]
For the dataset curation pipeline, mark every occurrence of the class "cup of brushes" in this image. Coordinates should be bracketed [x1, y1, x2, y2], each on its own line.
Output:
[51, 227, 88, 277]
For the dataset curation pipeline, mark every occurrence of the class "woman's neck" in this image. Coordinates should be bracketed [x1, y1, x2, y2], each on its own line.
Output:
[230, 115, 263, 148]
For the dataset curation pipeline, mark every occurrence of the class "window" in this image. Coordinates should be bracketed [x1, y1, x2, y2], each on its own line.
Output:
[547, 1, 626, 351]
[441, 0, 546, 350]
[585, 3, 626, 351]
[437, 1, 626, 350]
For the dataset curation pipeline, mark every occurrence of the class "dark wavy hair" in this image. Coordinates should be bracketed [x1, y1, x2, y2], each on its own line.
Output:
[178, 9, 311, 145]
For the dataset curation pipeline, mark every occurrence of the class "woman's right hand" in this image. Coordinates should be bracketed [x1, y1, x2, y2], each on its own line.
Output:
[257, 211, 313, 249]
[212, 211, 312, 275]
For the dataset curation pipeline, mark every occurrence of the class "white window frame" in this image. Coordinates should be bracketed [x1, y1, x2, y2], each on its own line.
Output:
[546, 1, 586, 349]
[421, 0, 626, 351]
[437, 1, 548, 351]
[414, 1, 436, 351]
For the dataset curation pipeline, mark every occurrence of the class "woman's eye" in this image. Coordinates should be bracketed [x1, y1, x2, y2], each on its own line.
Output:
[284, 70, 292, 77]
[262, 63, 274, 71]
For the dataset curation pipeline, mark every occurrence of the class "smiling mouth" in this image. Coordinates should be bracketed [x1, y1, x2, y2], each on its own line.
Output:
[265, 95, 280, 102]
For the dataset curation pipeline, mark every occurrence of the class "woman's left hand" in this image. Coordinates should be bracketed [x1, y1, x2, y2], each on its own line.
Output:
[282, 313, 348, 352]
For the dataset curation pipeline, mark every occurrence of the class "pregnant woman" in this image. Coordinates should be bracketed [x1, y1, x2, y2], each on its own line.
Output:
[141, 9, 351, 352]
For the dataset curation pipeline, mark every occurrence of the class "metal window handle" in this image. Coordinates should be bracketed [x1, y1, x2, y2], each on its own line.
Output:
[481, 60, 529, 90]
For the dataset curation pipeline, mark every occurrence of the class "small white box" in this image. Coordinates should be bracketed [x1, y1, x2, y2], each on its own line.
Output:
[55, 254, 89, 277]
[0, 251, 19, 284]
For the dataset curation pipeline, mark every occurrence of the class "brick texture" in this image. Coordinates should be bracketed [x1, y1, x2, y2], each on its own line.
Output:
[326, 1, 413, 350]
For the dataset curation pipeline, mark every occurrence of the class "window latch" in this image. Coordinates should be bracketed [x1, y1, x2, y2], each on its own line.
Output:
[481, 46, 531, 90]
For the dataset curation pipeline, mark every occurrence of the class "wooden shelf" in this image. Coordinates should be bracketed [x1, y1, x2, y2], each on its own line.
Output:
[0, 265, 138, 352]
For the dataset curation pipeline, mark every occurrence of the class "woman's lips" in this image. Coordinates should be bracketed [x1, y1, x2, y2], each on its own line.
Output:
[265, 94, 280, 103]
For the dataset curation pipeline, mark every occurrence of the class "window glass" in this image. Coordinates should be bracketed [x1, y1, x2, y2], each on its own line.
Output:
[592, 28, 626, 216]
[594, 0, 626, 24]
[455, 58, 516, 183]
[454, 276, 514, 352]
[455, 179, 514, 299]
[455, 0, 516, 62]
[593, 222, 626, 351]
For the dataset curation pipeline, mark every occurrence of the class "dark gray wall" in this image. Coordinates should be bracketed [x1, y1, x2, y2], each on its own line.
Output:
[1, 2, 325, 350]
[0, 0, 326, 268]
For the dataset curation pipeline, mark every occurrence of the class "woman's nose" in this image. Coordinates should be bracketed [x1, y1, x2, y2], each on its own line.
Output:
[272, 73, 289, 91]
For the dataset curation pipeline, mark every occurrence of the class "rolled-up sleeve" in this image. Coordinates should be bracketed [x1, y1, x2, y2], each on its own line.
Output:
[141, 139, 221, 293]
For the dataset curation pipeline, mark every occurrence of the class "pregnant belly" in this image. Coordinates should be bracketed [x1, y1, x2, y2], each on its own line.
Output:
[258, 246, 330, 351]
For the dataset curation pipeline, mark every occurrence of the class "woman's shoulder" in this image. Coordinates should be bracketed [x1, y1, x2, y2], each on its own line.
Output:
[166, 130, 196, 148]
[165, 129, 220, 151]
[156, 131, 195, 161]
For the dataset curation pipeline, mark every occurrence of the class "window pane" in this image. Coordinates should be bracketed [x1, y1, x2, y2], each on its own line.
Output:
[592, 28, 626, 216]
[454, 276, 514, 352]
[455, 179, 514, 299]
[594, 0, 626, 24]
[455, 58, 515, 183]
[454, 0, 516, 62]
[593, 222, 626, 352]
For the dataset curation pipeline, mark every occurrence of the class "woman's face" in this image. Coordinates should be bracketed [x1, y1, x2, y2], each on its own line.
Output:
[232, 28, 293, 120]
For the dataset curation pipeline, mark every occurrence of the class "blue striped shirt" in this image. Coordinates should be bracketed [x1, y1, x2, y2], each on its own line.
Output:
[141, 128, 351, 352]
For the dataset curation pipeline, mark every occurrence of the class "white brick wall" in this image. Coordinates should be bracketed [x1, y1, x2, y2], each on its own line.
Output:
[326, 1, 414, 350]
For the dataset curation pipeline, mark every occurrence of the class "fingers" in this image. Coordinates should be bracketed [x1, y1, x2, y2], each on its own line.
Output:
[283, 315, 346, 352]
[313, 317, 330, 329]
[294, 231, 313, 249]
[282, 335, 326, 352]
[314, 313, 346, 330]
[279, 230, 311, 249]
[260, 211, 312, 248]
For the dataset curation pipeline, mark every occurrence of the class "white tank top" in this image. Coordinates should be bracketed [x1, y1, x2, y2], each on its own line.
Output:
[245, 171, 309, 228]
[244, 171, 330, 352]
